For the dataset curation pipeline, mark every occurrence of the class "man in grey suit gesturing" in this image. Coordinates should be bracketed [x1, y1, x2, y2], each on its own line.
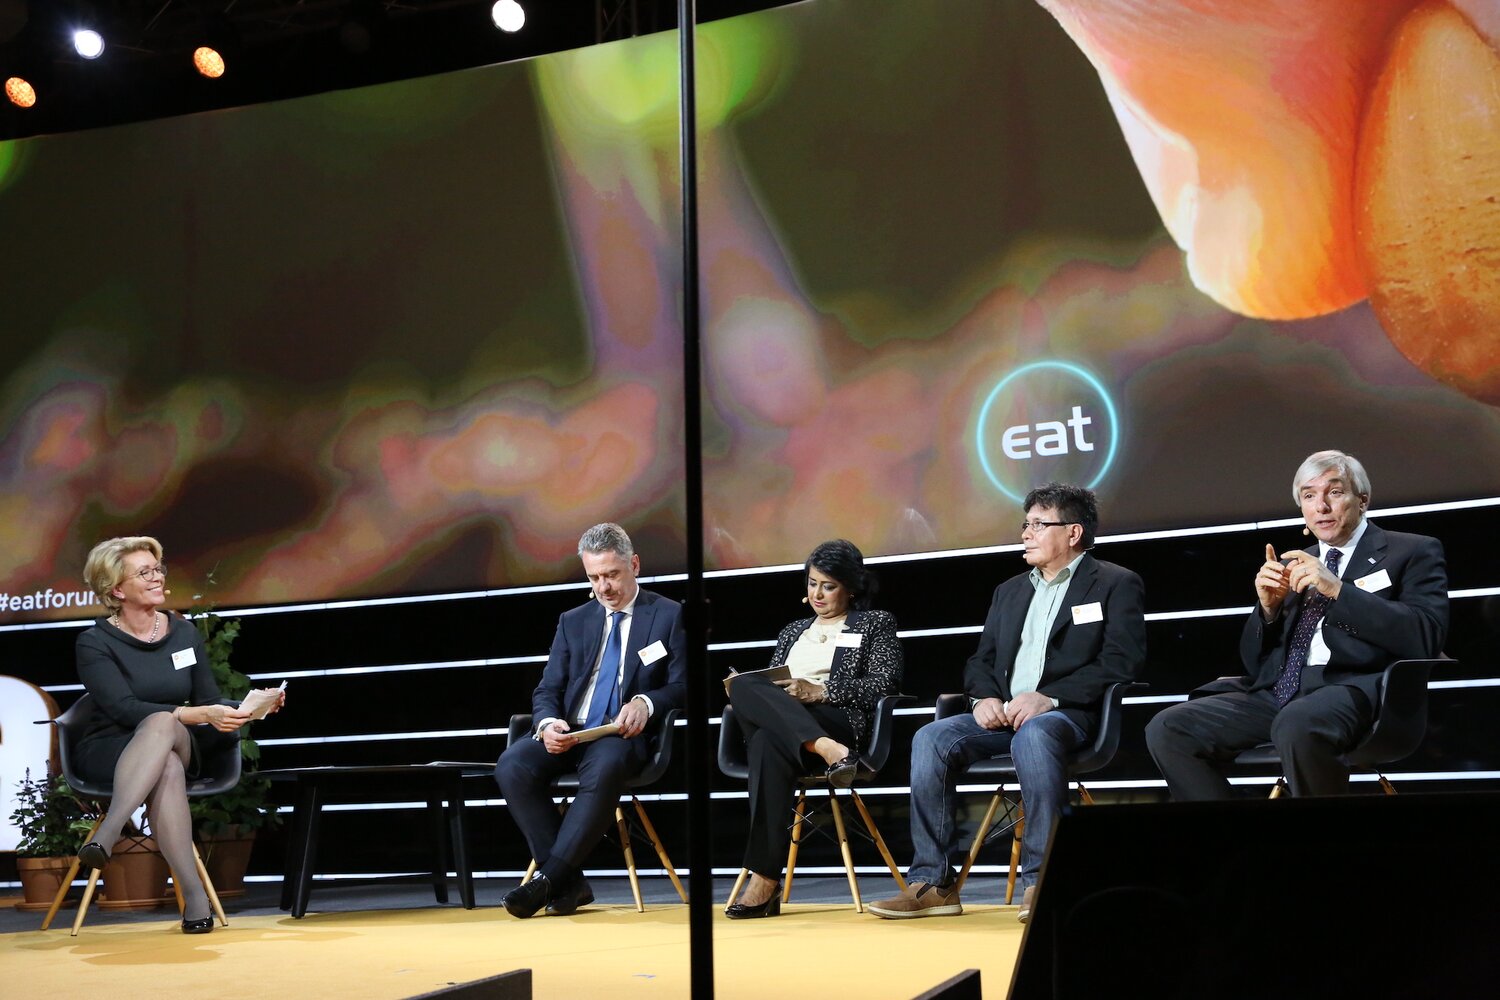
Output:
[496, 522, 686, 917]
[1147, 450, 1448, 799]
[870, 483, 1147, 924]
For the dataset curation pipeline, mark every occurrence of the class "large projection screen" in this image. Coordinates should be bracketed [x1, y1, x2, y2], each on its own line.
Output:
[1, 0, 1496, 622]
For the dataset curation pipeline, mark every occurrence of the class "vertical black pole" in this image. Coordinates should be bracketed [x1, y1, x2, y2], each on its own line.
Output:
[676, 1, 714, 997]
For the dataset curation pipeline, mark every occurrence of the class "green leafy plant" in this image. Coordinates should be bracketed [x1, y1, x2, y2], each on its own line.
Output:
[10, 770, 91, 858]
[187, 597, 282, 838]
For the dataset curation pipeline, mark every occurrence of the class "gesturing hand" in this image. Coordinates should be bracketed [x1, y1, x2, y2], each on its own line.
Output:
[1281, 549, 1342, 601]
[1255, 542, 1291, 620]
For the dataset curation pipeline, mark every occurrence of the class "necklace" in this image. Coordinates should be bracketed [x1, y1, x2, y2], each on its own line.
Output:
[808, 615, 847, 643]
[112, 611, 161, 642]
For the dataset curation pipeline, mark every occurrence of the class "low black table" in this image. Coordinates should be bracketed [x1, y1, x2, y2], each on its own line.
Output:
[260, 762, 494, 918]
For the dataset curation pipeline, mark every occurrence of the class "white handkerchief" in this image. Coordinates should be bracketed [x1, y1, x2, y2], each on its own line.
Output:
[638, 639, 667, 665]
[171, 648, 197, 670]
[834, 632, 864, 648]
[1071, 602, 1104, 625]
[1354, 569, 1392, 594]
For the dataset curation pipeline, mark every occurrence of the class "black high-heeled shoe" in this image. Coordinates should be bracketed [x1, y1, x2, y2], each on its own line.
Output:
[825, 755, 859, 789]
[181, 917, 214, 935]
[725, 886, 782, 919]
[77, 841, 110, 870]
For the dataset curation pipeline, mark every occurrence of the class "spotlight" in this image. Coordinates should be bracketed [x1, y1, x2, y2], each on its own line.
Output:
[4, 74, 35, 108]
[192, 45, 225, 79]
[491, 1, 525, 33]
[72, 28, 103, 59]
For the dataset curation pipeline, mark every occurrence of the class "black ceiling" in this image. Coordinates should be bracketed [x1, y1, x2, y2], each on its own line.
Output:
[0, 0, 792, 140]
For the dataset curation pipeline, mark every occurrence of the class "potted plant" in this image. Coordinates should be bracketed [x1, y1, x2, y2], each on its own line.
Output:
[187, 604, 282, 896]
[9, 769, 89, 910]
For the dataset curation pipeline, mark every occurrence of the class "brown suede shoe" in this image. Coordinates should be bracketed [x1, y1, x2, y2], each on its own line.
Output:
[1017, 884, 1036, 923]
[867, 881, 963, 919]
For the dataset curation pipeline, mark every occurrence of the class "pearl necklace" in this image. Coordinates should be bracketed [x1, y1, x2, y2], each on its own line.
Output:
[112, 611, 161, 643]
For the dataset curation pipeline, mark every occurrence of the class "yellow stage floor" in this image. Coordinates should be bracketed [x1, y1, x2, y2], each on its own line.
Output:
[3, 899, 1023, 999]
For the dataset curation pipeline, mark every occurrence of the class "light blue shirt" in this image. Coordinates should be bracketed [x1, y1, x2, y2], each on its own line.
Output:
[1010, 551, 1087, 699]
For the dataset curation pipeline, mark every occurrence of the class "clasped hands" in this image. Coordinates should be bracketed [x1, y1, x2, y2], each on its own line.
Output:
[1256, 543, 1341, 619]
[541, 696, 650, 753]
[974, 691, 1052, 730]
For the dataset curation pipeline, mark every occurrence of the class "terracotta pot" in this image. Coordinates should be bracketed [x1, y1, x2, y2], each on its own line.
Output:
[14, 856, 74, 912]
[199, 827, 257, 898]
[99, 835, 170, 910]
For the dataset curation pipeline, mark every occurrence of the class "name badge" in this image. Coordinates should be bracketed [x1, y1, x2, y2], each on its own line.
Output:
[638, 639, 667, 665]
[834, 632, 864, 648]
[172, 648, 196, 670]
[1071, 602, 1104, 625]
[1354, 569, 1392, 594]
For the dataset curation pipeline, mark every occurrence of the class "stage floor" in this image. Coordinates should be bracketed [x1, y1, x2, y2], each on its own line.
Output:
[3, 876, 1024, 998]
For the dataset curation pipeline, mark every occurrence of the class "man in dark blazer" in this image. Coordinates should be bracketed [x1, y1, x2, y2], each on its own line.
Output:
[870, 483, 1146, 923]
[495, 522, 686, 917]
[1147, 450, 1448, 800]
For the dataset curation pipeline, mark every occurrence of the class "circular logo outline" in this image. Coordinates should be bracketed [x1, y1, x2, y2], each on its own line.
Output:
[975, 359, 1120, 502]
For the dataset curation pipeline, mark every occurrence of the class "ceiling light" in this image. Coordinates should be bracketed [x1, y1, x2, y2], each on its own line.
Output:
[4, 75, 35, 108]
[72, 28, 104, 59]
[491, 1, 525, 33]
[192, 46, 225, 79]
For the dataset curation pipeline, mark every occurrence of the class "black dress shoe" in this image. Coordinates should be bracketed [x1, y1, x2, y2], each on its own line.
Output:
[181, 917, 214, 935]
[545, 877, 595, 916]
[825, 755, 859, 788]
[725, 886, 782, 919]
[502, 873, 553, 919]
[78, 841, 110, 870]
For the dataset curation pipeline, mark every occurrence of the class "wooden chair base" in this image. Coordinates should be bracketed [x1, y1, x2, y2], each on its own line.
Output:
[522, 795, 687, 913]
[724, 787, 907, 915]
[954, 781, 1098, 904]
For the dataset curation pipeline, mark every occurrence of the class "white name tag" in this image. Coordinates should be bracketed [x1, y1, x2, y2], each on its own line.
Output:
[1071, 602, 1104, 625]
[172, 648, 196, 670]
[1354, 569, 1392, 594]
[834, 632, 864, 648]
[638, 639, 667, 665]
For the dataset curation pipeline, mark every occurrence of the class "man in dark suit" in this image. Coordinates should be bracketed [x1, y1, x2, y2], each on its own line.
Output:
[869, 483, 1146, 923]
[495, 522, 686, 917]
[1147, 450, 1448, 800]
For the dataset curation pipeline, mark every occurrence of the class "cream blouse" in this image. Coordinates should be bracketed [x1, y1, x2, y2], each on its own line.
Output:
[784, 616, 847, 684]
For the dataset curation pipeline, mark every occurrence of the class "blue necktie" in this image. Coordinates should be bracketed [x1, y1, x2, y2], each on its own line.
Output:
[1272, 548, 1343, 706]
[584, 611, 624, 728]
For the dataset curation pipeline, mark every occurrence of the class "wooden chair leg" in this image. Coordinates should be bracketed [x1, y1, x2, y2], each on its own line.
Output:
[632, 797, 687, 903]
[726, 868, 749, 911]
[71, 868, 102, 937]
[173, 877, 185, 913]
[782, 790, 807, 904]
[1268, 778, 1288, 799]
[1004, 801, 1026, 906]
[522, 859, 538, 884]
[194, 843, 228, 927]
[1378, 775, 1398, 795]
[828, 793, 862, 913]
[850, 790, 906, 892]
[1077, 782, 1096, 806]
[955, 789, 1005, 893]
[615, 806, 644, 913]
[42, 816, 101, 931]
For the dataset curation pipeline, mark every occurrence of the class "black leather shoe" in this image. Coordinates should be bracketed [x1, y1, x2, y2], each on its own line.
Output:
[502, 873, 552, 919]
[825, 755, 859, 788]
[78, 841, 110, 870]
[181, 917, 214, 934]
[725, 886, 782, 919]
[545, 877, 595, 916]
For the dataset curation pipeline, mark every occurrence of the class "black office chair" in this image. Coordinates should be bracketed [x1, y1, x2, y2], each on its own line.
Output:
[36, 694, 241, 935]
[504, 709, 687, 912]
[718, 693, 914, 914]
[933, 680, 1141, 903]
[1198, 659, 1446, 797]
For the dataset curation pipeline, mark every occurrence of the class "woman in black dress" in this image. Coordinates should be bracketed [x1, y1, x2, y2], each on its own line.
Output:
[724, 539, 904, 918]
[73, 536, 283, 933]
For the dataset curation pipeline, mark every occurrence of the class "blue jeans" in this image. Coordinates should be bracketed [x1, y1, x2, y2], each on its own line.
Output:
[907, 711, 1087, 890]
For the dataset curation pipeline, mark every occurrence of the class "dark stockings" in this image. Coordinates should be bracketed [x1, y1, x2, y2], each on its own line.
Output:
[95, 713, 210, 921]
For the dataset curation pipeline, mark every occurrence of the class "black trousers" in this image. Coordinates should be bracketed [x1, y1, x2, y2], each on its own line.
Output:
[494, 733, 649, 883]
[728, 673, 857, 878]
[1145, 684, 1373, 799]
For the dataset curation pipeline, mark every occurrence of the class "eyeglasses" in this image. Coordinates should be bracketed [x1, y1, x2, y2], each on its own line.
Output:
[1019, 521, 1072, 534]
[130, 563, 167, 581]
